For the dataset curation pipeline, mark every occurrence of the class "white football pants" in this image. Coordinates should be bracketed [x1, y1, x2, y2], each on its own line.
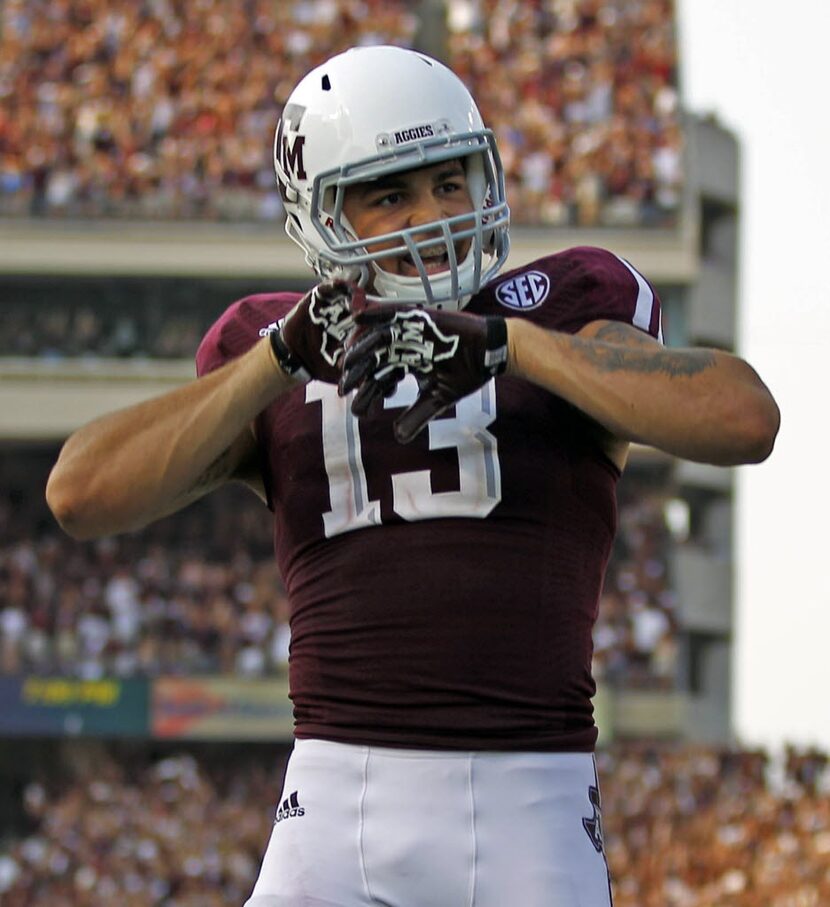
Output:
[243, 739, 613, 907]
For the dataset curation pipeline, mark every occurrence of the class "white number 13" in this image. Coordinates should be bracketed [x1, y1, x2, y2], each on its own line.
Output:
[306, 376, 502, 538]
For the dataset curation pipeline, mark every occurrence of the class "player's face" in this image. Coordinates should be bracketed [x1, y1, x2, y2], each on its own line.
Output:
[342, 160, 475, 278]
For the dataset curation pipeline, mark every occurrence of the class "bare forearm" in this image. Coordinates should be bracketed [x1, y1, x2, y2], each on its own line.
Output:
[507, 319, 780, 465]
[47, 337, 294, 538]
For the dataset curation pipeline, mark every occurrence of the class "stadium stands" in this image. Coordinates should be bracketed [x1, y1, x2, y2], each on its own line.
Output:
[600, 743, 830, 906]
[595, 473, 680, 689]
[0, 0, 681, 226]
[0, 276, 316, 360]
[0, 447, 286, 679]
[447, 0, 683, 225]
[0, 743, 286, 906]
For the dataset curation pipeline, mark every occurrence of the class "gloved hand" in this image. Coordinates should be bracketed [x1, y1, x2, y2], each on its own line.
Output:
[268, 277, 362, 383]
[339, 303, 509, 443]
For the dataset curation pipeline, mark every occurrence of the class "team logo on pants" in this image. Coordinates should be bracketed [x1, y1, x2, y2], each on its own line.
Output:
[275, 790, 305, 822]
[582, 785, 604, 853]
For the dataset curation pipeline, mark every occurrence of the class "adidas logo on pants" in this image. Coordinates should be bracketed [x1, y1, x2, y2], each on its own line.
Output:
[275, 790, 305, 822]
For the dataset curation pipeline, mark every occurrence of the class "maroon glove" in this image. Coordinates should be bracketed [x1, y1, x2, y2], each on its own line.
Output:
[268, 278, 362, 383]
[340, 303, 508, 443]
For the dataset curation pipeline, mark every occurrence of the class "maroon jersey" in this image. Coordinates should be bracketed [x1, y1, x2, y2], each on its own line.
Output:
[197, 247, 662, 751]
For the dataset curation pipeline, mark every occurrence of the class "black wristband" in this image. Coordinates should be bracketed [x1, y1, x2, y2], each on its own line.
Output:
[483, 316, 508, 376]
[268, 324, 311, 382]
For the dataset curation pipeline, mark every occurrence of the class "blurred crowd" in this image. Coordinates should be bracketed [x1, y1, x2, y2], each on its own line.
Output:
[0, 744, 286, 906]
[449, 0, 683, 225]
[0, 0, 417, 221]
[1, 298, 208, 359]
[0, 0, 682, 226]
[601, 743, 830, 906]
[0, 741, 827, 905]
[0, 277, 308, 360]
[0, 472, 291, 679]
[595, 477, 679, 689]
[0, 450, 678, 686]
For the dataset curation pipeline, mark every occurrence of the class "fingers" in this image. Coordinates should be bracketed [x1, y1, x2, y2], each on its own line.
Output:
[352, 299, 428, 327]
[393, 389, 450, 444]
[351, 377, 385, 417]
[343, 325, 393, 371]
[339, 326, 394, 395]
[350, 366, 403, 417]
[353, 306, 400, 326]
[340, 354, 377, 400]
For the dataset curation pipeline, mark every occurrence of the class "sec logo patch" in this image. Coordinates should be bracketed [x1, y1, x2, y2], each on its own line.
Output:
[495, 271, 550, 310]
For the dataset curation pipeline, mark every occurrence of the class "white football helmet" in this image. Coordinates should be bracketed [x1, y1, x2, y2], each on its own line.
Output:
[274, 45, 510, 310]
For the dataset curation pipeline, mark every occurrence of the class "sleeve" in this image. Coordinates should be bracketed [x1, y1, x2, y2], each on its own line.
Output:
[538, 246, 663, 341]
[195, 294, 294, 377]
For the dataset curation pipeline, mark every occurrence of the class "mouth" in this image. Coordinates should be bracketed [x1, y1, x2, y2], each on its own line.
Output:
[399, 246, 452, 277]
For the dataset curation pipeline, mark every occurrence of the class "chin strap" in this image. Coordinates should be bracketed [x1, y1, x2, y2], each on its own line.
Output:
[369, 250, 480, 311]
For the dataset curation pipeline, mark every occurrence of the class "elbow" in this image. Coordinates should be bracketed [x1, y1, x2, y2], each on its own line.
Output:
[739, 394, 781, 464]
[46, 471, 89, 540]
[46, 468, 108, 541]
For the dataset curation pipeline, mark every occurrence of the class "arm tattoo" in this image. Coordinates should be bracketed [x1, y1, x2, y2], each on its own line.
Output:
[579, 323, 716, 377]
[190, 445, 236, 494]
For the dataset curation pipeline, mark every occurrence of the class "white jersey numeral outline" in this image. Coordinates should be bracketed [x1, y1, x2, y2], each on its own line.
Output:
[305, 382, 381, 537]
[307, 376, 502, 538]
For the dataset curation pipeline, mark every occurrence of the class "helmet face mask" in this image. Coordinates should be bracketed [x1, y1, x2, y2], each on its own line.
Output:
[274, 46, 510, 310]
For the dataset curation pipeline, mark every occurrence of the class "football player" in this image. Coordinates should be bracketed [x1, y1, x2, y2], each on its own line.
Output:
[47, 46, 780, 906]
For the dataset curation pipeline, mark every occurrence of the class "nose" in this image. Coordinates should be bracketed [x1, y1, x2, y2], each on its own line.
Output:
[406, 188, 445, 236]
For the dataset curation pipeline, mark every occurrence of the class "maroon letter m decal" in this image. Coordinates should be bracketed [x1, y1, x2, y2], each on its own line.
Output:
[281, 134, 307, 180]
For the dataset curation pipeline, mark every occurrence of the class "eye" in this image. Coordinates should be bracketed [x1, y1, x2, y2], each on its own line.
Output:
[438, 178, 466, 196]
[367, 189, 405, 208]
[377, 191, 403, 207]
